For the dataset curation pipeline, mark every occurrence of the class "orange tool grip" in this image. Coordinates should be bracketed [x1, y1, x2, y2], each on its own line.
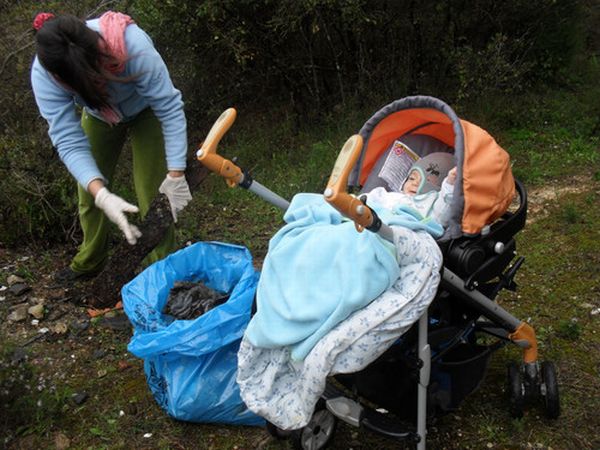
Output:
[196, 108, 243, 187]
[198, 153, 243, 187]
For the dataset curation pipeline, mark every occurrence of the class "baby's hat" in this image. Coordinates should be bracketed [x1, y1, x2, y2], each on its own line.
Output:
[406, 152, 455, 194]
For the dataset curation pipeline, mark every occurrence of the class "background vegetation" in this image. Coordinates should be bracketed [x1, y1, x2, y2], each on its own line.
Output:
[1, 0, 598, 247]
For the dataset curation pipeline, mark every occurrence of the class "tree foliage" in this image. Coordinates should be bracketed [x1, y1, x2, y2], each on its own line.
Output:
[130, 0, 585, 113]
[0, 0, 594, 246]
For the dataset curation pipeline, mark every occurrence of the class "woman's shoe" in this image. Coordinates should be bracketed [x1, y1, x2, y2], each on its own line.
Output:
[53, 267, 99, 284]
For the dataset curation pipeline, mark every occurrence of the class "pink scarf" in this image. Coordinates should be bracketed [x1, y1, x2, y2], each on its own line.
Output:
[97, 11, 134, 124]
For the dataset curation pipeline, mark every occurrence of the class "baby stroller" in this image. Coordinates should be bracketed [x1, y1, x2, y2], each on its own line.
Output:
[196, 96, 560, 449]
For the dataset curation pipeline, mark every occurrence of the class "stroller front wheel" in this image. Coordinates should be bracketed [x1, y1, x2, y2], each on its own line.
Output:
[292, 408, 337, 450]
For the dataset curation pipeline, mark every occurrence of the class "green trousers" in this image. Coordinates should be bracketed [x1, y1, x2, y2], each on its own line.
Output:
[70, 108, 176, 274]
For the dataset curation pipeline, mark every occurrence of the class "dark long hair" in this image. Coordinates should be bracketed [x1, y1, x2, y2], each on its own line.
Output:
[35, 14, 117, 110]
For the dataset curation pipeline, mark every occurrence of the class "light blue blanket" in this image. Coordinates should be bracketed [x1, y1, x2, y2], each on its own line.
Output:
[245, 193, 442, 361]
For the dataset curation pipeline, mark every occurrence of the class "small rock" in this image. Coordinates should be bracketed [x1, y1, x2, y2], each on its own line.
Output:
[98, 315, 131, 331]
[11, 347, 27, 364]
[8, 304, 29, 322]
[93, 349, 107, 359]
[69, 320, 90, 333]
[97, 369, 108, 378]
[52, 322, 69, 334]
[47, 288, 67, 300]
[46, 307, 68, 322]
[71, 392, 88, 405]
[31, 319, 40, 326]
[143, 433, 152, 438]
[28, 304, 45, 319]
[9, 301, 28, 310]
[54, 432, 71, 450]
[7, 274, 25, 286]
[591, 308, 600, 316]
[8, 283, 31, 296]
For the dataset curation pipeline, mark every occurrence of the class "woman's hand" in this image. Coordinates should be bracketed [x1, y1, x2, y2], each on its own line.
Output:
[159, 171, 192, 222]
[94, 187, 142, 244]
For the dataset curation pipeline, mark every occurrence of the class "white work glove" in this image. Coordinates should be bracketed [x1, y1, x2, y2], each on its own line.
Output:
[158, 174, 192, 222]
[94, 187, 142, 245]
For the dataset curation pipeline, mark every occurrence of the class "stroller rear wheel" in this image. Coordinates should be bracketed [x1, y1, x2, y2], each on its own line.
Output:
[507, 362, 524, 418]
[541, 361, 560, 419]
[291, 408, 337, 450]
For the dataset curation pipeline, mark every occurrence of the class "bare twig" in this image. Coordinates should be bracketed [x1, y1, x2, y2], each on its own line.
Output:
[12, 171, 63, 219]
[316, 10, 345, 105]
[0, 41, 34, 77]
[21, 333, 45, 347]
[85, 0, 121, 19]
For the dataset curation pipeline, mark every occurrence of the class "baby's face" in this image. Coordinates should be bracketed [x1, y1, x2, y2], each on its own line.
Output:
[403, 170, 421, 195]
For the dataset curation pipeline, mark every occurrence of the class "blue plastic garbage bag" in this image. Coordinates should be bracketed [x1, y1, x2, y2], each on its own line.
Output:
[122, 241, 263, 426]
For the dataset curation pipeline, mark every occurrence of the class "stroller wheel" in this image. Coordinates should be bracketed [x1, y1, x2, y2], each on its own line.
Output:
[507, 362, 524, 418]
[265, 421, 294, 440]
[541, 361, 560, 419]
[292, 408, 337, 450]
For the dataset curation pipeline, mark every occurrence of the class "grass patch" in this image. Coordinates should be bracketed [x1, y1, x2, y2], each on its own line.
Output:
[0, 345, 72, 444]
[560, 203, 584, 225]
[465, 84, 600, 186]
[556, 319, 583, 341]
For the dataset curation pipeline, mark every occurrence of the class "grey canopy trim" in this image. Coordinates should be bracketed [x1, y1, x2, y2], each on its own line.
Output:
[349, 96, 465, 240]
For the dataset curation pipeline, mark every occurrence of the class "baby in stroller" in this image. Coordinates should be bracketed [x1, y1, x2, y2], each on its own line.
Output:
[366, 150, 457, 229]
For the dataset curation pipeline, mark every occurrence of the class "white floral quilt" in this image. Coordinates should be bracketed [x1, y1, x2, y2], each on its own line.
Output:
[237, 225, 443, 430]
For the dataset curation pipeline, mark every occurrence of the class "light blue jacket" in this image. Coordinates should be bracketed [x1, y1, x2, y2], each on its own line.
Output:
[30, 19, 187, 189]
[366, 178, 454, 228]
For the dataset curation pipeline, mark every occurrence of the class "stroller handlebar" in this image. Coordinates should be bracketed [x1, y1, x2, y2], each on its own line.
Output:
[324, 135, 375, 232]
[196, 108, 243, 187]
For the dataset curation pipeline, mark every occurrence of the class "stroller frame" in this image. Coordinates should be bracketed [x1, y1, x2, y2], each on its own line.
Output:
[196, 98, 559, 449]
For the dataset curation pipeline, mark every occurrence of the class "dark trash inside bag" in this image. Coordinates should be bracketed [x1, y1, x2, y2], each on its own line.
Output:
[122, 241, 263, 425]
[164, 281, 229, 320]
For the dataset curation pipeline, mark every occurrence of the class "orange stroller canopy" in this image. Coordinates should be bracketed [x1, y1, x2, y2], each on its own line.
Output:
[349, 96, 515, 239]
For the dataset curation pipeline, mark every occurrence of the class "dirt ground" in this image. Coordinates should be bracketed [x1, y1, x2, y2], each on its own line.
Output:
[1, 173, 599, 450]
